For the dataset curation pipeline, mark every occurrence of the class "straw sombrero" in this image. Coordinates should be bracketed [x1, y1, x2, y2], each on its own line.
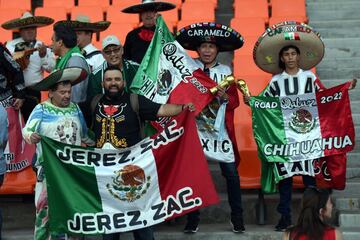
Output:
[122, 0, 176, 14]
[176, 22, 244, 52]
[2, 12, 54, 30]
[54, 15, 110, 32]
[31, 67, 88, 91]
[253, 21, 325, 74]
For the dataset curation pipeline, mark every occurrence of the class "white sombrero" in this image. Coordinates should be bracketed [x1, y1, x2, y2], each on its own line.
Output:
[122, 0, 176, 14]
[31, 67, 88, 91]
[253, 21, 325, 74]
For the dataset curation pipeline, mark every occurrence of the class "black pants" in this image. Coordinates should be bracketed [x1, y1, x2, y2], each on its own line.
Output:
[103, 226, 154, 240]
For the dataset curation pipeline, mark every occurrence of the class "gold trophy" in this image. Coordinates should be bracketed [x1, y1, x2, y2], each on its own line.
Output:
[210, 75, 236, 95]
[236, 79, 250, 97]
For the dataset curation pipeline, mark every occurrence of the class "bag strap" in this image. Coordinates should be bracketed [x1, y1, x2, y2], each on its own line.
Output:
[130, 93, 145, 139]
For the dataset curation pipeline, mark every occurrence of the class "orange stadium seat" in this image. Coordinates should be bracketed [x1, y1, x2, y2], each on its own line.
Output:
[233, 55, 270, 76]
[71, 6, 105, 22]
[271, 0, 308, 23]
[100, 22, 135, 46]
[181, 2, 215, 21]
[34, 7, 68, 22]
[0, 29, 13, 43]
[77, 0, 109, 8]
[234, 0, 269, 23]
[111, 0, 139, 8]
[234, 36, 260, 57]
[161, 7, 179, 32]
[230, 18, 266, 38]
[0, 0, 31, 12]
[185, 0, 217, 8]
[43, 0, 74, 9]
[269, 16, 308, 26]
[0, 167, 36, 194]
[164, 0, 182, 8]
[0, 9, 23, 42]
[106, 6, 139, 26]
[36, 27, 54, 46]
[177, 19, 214, 31]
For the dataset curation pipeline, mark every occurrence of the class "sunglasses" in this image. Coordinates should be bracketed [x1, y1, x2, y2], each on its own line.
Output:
[103, 46, 121, 55]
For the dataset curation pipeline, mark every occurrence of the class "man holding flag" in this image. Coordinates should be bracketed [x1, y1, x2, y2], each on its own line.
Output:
[176, 22, 246, 234]
[251, 21, 357, 231]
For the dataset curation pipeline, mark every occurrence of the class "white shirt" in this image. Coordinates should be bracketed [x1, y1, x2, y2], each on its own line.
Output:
[6, 38, 55, 87]
[194, 59, 232, 84]
[82, 43, 105, 72]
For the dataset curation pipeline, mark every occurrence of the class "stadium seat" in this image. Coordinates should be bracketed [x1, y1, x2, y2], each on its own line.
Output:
[36, 26, 54, 46]
[34, 7, 68, 22]
[181, 2, 215, 22]
[77, 0, 109, 8]
[111, 0, 139, 8]
[100, 22, 135, 45]
[185, 0, 217, 8]
[0, 9, 24, 42]
[161, 7, 179, 33]
[177, 19, 214, 31]
[0, 0, 31, 12]
[43, 0, 74, 9]
[0, 167, 36, 194]
[233, 55, 271, 76]
[230, 18, 266, 37]
[71, 6, 105, 22]
[234, 36, 260, 57]
[164, 0, 182, 8]
[234, 0, 269, 23]
[270, 0, 308, 23]
[0, 29, 13, 43]
[269, 16, 308, 26]
[106, 6, 139, 26]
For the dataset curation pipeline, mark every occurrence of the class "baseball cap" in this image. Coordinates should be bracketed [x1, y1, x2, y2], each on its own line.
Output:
[102, 35, 121, 49]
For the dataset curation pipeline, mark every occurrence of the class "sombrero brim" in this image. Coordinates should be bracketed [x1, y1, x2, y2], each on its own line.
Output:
[253, 21, 325, 74]
[31, 67, 88, 91]
[2, 16, 54, 30]
[176, 22, 244, 52]
[122, 2, 176, 13]
[54, 20, 111, 32]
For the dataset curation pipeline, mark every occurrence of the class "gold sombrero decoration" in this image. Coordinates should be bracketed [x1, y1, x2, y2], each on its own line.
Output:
[2, 12, 54, 30]
[54, 15, 110, 32]
[31, 67, 88, 91]
[122, 0, 176, 14]
[253, 21, 325, 74]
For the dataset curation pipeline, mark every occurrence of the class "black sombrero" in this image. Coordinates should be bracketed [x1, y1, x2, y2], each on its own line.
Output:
[122, 0, 176, 14]
[54, 15, 110, 32]
[2, 12, 54, 30]
[176, 22, 244, 52]
[31, 67, 88, 91]
[253, 21, 325, 74]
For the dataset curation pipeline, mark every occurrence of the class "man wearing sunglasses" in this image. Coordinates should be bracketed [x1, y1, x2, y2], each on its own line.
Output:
[87, 35, 139, 102]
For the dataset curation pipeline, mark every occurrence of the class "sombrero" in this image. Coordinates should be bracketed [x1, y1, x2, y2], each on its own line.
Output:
[176, 22, 244, 52]
[253, 21, 325, 74]
[54, 15, 110, 32]
[31, 67, 88, 91]
[2, 12, 54, 30]
[122, 0, 176, 14]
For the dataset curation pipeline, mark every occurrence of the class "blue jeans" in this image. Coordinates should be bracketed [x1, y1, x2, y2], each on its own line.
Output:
[187, 162, 243, 223]
[0, 174, 4, 240]
[277, 175, 316, 217]
[102, 226, 154, 240]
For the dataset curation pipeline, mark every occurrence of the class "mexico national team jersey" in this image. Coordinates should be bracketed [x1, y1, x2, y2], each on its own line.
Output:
[262, 69, 325, 97]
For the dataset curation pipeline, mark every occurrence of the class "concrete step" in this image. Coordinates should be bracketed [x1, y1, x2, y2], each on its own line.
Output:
[333, 179, 360, 198]
[316, 67, 360, 79]
[339, 210, 360, 228]
[307, 2, 360, 11]
[323, 38, 360, 49]
[347, 152, 360, 168]
[306, 9, 360, 20]
[318, 57, 360, 69]
[316, 28, 360, 38]
[346, 167, 360, 179]
[336, 198, 360, 211]
[3, 224, 360, 240]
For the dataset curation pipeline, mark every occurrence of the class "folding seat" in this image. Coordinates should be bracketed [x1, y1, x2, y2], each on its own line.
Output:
[233, 0, 269, 23]
[269, 16, 308, 26]
[161, 7, 179, 33]
[233, 55, 271, 77]
[43, 0, 74, 9]
[106, 6, 139, 27]
[0, 0, 31, 12]
[100, 22, 135, 45]
[77, 0, 109, 8]
[71, 6, 105, 22]
[230, 17, 266, 37]
[180, 2, 215, 22]
[270, 0, 308, 23]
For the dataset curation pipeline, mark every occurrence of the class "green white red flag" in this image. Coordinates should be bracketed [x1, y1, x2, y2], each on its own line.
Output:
[41, 111, 219, 235]
[250, 83, 355, 192]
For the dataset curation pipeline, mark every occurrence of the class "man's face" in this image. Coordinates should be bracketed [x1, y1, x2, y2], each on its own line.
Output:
[102, 69, 125, 98]
[49, 82, 72, 108]
[102, 44, 123, 66]
[140, 10, 157, 28]
[197, 42, 218, 66]
[76, 30, 92, 48]
[20, 27, 37, 42]
[280, 48, 300, 70]
[51, 33, 62, 56]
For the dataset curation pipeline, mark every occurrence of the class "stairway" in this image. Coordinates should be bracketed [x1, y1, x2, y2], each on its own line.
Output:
[307, 0, 360, 239]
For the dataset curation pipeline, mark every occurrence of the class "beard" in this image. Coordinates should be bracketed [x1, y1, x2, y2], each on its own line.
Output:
[104, 87, 124, 101]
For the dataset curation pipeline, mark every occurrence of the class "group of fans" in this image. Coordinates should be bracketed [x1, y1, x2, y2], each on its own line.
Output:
[0, 0, 358, 240]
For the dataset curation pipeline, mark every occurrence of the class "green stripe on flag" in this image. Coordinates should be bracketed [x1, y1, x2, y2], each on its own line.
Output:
[41, 137, 102, 234]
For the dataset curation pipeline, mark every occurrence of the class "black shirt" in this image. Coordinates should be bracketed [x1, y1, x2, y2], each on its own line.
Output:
[93, 92, 161, 148]
[123, 26, 155, 64]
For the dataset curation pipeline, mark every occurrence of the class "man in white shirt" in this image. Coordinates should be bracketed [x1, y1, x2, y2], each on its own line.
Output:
[2, 12, 55, 120]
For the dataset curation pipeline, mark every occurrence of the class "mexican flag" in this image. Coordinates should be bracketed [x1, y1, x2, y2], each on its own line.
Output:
[41, 111, 219, 235]
[130, 16, 217, 117]
[250, 83, 355, 192]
